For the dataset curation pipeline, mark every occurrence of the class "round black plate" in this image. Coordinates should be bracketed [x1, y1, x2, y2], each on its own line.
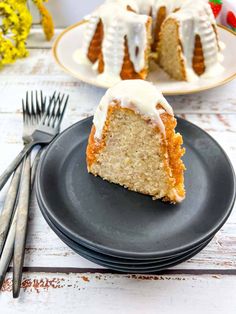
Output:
[36, 116, 235, 259]
[68, 238, 212, 273]
[39, 200, 212, 271]
[38, 193, 212, 266]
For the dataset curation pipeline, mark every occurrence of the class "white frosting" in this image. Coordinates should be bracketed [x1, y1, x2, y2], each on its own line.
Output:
[93, 80, 173, 139]
[138, 0, 224, 81]
[151, 0, 187, 18]
[75, 0, 224, 82]
[105, 0, 138, 12]
[170, 0, 224, 80]
[79, 2, 150, 82]
[82, 15, 100, 60]
[134, 0, 154, 15]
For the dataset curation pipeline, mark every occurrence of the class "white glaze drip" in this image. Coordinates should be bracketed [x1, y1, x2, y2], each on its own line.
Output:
[134, 0, 154, 15]
[135, 0, 224, 81]
[82, 15, 100, 58]
[93, 80, 173, 139]
[78, 2, 150, 81]
[151, 0, 187, 19]
[173, 0, 224, 80]
[75, 0, 224, 82]
[137, 0, 223, 81]
[105, 0, 138, 12]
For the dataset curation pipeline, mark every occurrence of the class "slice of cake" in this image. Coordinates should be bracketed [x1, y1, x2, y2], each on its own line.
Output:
[86, 80, 185, 203]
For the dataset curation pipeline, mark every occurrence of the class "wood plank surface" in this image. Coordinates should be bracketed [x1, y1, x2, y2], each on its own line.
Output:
[0, 109, 235, 271]
[1, 273, 236, 314]
[0, 28, 236, 310]
[0, 48, 236, 114]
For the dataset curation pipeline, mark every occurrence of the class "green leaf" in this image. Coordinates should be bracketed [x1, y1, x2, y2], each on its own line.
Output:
[209, 0, 222, 4]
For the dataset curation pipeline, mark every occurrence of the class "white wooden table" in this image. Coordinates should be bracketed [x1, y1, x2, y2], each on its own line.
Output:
[0, 29, 236, 313]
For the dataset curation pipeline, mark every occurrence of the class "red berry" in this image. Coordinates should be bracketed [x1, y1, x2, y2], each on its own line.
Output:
[227, 11, 236, 28]
[209, 2, 222, 18]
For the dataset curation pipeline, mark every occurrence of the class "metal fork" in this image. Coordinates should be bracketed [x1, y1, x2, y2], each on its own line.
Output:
[13, 92, 68, 298]
[22, 91, 47, 145]
[0, 92, 69, 191]
[0, 91, 68, 295]
[0, 91, 46, 256]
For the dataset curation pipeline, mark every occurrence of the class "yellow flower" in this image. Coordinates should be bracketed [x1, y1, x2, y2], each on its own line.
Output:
[0, 0, 54, 68]
[33, 0, 54, 41]
[0, 0, 32, 67]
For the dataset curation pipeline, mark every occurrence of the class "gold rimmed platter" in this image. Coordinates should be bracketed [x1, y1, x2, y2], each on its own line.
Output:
[53, 22, 236, 95]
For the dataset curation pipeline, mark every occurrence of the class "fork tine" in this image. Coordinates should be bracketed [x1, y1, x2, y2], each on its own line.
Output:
[36, 90, 45, 124]
[26, 93, 32, 127]
[31, 91, 37, 127]
[46, 91, 56, 108]
[25, 91, 28, 108]
[47, 93, 63, 126]
[0, 89, 68, 193]
[50, 91, 57, 104]
[35, 90, 40, 116]
[52, 92, 61, 109]
[23, 90, 57, 128]
[40, 90, 45, 115]
[22, 92, 30, 126]
[31, 91, 35, 116]
[54, 94, 69, 129]
[25, 91, 30, 117]
[22, 99, 25, 123]
[59, 93, 65, 106]
[41, 93, 57, 125]
[51, 93, 64, 127]
[44, 92, 62, 126]
[28, 90, 35, 124]
[35, 91, 41, 124]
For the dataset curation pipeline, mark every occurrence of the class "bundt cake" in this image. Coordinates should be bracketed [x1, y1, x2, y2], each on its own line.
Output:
[86, 80, 186, 203]
[76, 1, 152, 84]
[75, 0, 224, 82]
[156, 0, 223, 80]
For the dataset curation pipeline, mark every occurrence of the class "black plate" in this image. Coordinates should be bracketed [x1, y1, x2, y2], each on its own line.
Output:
[36, 116, 235, 259]
[68, 238, 212, 273]
[38, 193, 212, 266]
[39, 200, 212, 271]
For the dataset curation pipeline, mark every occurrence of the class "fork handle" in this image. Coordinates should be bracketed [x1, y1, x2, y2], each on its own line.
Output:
[0, 142, 34, 191]
[0, 150, 41, 293]
[0, 162, 23, 256]
[13, 154, 31, 298]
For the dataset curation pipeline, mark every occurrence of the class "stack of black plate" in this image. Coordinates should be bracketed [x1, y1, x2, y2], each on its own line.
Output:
[36, 117, 235, 273]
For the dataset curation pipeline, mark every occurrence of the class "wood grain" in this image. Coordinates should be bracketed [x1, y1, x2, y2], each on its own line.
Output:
[0, 48, 235, 114]
[0, 113, 235, 271]
[1, 272, 236, 314]
[0, 31, 236, 308]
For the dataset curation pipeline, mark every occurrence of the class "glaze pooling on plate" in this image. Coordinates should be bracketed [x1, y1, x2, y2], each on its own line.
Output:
[93, 80, 173, 139]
